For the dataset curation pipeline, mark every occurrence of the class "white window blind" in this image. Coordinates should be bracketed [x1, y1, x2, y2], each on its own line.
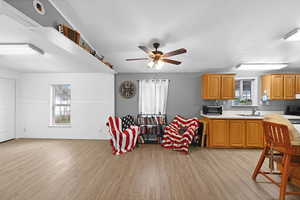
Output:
[138, 79, 169, 114]
[50, 84, 71, 126]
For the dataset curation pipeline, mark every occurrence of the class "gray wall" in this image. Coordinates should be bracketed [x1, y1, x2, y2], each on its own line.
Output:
[116, 73, 203, 120]
[4, 0, 71, 27]
[116, 71, 300, 120]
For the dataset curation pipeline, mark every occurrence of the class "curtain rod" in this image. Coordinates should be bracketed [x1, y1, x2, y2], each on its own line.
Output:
[136, 79, 170, 82]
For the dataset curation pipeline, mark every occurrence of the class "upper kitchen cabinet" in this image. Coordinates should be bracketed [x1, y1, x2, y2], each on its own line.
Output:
[202, 74, 235, 99]
[221, 74, 236, 99]
[296, 75, 300, 94]
[272, 75, 284, 99]
[261, 74, 298, 100]
[284, 75, 296, 99]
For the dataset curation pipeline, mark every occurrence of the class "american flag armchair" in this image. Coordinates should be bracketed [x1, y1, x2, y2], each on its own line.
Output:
[106, 116, 140, 155]
[161, 115, 199, 153]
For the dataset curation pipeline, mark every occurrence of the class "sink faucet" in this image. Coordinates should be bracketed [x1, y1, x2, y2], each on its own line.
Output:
[252, 106, 258, 115]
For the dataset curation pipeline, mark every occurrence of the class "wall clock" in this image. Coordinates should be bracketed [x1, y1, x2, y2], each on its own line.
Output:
[119, 81, 136, 99]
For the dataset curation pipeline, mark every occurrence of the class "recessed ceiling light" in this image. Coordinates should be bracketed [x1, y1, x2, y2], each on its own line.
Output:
[284, 28, 300, 41]
[236, 63, 288, 71]
[0, 43, 44, 55]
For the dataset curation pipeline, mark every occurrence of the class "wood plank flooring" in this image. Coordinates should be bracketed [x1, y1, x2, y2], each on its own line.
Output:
[1, 139, 300, 200]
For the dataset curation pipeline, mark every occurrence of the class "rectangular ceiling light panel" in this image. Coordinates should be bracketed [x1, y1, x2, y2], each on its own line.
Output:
[0, 43, 44, 55]
[284, 28, 300, 41]
[236, 63, 288, 71]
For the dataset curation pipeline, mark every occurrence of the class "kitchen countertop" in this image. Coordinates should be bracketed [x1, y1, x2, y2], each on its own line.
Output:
[200, 111, 300, 120]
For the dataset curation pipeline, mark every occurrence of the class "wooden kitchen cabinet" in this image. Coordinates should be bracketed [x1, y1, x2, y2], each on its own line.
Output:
[261, 74, 300, 100]
[246, 120, 264, 148]
[202, 73, 235, 99]
[206, 118, 264, 148]
[271, 74, 284, 99]
[284, 75, 296, 99]
[261, 74, 283, 100]
[221, 75, 235, 99]
[296, 75, 300, 94]
[229, 120, 246, 147]
[209, 119, 228, 147]
[202, 74, 221, 99]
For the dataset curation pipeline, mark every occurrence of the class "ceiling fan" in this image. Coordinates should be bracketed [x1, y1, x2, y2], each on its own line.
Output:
[125, 43, 187, 69]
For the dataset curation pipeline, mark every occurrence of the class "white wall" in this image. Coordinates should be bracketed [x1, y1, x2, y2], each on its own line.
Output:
[0, 69, 20, 79]
[16, 73, 114, 140]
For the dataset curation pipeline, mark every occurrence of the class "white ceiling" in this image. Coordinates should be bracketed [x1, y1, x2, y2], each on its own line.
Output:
[50, 0, 300, 73]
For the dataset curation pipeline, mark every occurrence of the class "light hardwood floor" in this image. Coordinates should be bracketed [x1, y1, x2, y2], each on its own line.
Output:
[1, 139, 300, 200]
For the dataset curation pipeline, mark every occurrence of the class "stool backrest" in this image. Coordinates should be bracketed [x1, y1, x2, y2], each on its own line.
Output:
[263, 121, 291, 153]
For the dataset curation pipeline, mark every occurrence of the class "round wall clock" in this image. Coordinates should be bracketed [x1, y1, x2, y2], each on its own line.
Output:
[119, 81, 136, 99]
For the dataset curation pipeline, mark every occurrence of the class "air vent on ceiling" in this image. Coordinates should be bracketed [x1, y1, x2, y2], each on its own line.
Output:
[33, 0, 46, 15]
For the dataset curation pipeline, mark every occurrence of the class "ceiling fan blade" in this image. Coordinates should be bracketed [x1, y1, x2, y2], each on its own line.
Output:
[163, 48, 187, 57]
[161, 59, 181, 65]
[125, 58, 149, 61]
[138, 46, 153, 55]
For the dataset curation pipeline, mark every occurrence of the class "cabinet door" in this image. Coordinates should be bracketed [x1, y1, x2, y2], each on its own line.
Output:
[246, 120, 263, 148]
[261, 75, 271, 99]
[271, 75, 284, 99]
[229, 120, 245, 147]
[202, 75, 221, 99]
[284, 75, 296, 99]
[209, 120, 228, 147]
[221, 75, 235, 99]
[296, 75, 300, 94]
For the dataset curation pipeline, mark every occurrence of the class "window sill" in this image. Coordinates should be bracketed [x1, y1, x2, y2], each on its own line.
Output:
[231, 105, 258, 107]
[48, 124, 72, 128]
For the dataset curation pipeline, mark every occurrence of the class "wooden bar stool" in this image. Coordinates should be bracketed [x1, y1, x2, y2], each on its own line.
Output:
[252, 121, 300, 200]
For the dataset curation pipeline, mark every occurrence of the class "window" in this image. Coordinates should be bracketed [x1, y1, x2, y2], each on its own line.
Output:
[232, 78, 258, 106]
[138, 79, 169, 114]
[50, 84, 71, 126]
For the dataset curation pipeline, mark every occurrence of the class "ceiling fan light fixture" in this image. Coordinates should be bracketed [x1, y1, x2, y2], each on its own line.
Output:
[148, 61, 155, 68]
[126, 43, 186, 69]
[147, 60, 164, 69]
[156, 60, 164, 69]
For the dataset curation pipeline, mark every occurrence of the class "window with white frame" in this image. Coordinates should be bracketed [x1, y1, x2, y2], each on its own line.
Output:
[138, 79, 169, 114]
[232, 78, 258, 106]
[50, 84, 71, 126]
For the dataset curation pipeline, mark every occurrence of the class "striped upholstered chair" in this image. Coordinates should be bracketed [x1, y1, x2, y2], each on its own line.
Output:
[161, 115, 199, 153]
[106, 116, 140, 155]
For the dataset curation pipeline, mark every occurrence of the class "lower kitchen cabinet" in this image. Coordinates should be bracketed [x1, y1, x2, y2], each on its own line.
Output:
[209, 119, 228, 147]
[229, 120, 246, 147]
[206, 118, 264, 148]
[245, 120, 264, 148]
